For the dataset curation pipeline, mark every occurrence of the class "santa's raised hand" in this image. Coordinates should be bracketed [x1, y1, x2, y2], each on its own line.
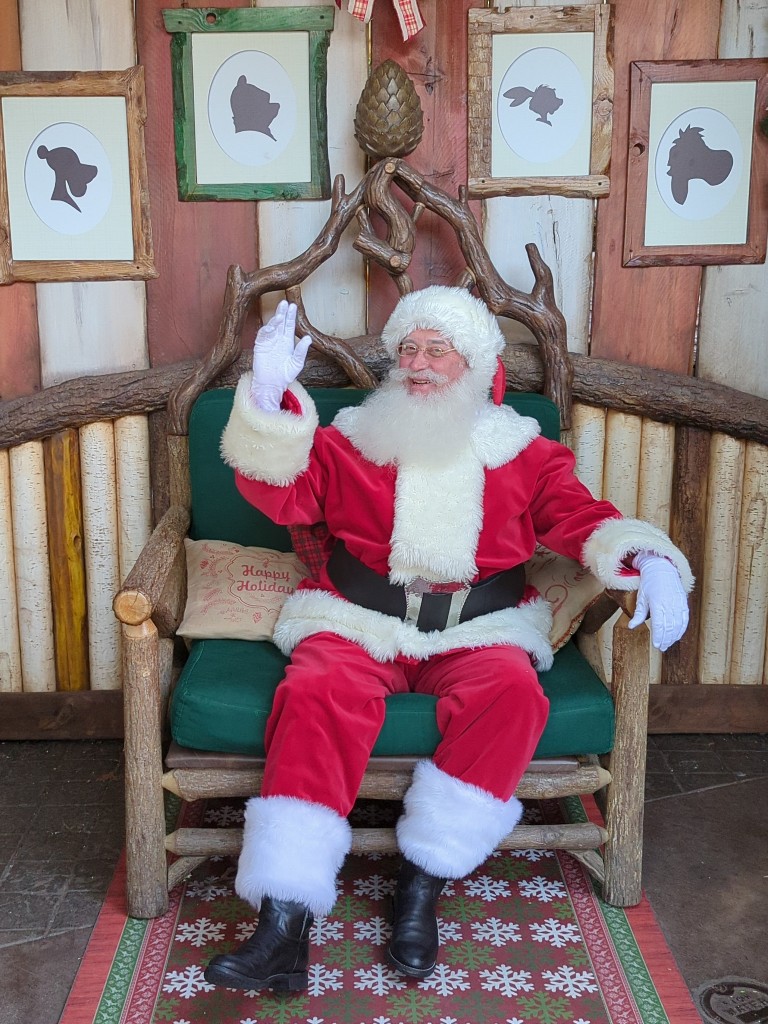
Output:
[250, 300, 312, 412]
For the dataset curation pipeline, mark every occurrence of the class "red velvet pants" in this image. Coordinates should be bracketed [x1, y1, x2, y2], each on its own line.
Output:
[261, 632, 550, 816]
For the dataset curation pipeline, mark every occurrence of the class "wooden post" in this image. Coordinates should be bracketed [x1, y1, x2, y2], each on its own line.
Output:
[602, 611, 650, 907]
[730, 442, 768, 685]
[122, 618, 168, 918]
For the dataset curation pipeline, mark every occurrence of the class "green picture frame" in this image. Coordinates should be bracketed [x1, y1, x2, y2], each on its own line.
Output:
[163, 6, 334, 201]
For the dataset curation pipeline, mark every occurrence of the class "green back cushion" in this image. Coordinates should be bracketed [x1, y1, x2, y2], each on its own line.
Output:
[173, 386, 614, 760]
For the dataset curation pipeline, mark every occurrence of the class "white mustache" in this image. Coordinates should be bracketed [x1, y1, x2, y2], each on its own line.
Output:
[390, 367, 450, 385]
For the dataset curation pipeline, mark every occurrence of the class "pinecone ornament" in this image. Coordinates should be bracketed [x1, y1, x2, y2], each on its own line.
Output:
[354, 60, 424, 159]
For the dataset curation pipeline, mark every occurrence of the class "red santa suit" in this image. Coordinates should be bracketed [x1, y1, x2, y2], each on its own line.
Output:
[219, 286, 693, 917]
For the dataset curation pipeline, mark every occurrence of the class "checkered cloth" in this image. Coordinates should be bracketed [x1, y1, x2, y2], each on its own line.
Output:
[336, 0, 424, 40]
[288, 522, 332, 582]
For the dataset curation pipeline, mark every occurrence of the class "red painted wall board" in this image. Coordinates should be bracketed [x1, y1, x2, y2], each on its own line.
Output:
[591, 0, 722, 373]
[137, 0, 260, 368]
[369, 0, 479, 332]
[0, 0, 41, 401]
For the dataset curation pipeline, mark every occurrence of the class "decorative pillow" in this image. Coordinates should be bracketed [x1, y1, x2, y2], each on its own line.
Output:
[178, 539, 308, 641]
[526, 546, 605, 651]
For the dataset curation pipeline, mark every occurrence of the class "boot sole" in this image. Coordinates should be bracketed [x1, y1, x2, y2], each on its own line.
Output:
[386, 947, 437, 979]
[204, 962, 308, 992]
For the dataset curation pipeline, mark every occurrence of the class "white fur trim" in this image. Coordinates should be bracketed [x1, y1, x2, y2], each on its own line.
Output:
[220, 375, 319, 485]
[471, 405, 541, 468]
[273, 589, 554, 670]
[380, 286, 505, 385]
[582, 517, 694, 592]
[389, 451, 485, 584]
[235, 795, 352, 917]
[397, 761, 524, 877]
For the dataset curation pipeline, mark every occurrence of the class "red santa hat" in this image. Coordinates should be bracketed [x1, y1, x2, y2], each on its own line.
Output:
[381, 286, 507, 402]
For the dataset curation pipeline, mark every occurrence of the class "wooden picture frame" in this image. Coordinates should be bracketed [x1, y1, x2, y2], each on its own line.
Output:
[0, 68, 155, 284]
[163, 6, 335, 202]
[467, 4, 613, 199]
[624, 59, 768, 267]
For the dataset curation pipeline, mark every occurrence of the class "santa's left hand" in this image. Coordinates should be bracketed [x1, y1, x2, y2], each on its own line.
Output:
[627, 551, 689, 651]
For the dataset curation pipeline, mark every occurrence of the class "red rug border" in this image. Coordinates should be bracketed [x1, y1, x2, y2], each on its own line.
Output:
[61, 797, 704, 1024]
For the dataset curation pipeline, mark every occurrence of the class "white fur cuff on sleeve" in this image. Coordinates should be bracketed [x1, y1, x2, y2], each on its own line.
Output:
[220, 374, 319, 485]
[581, 517, 694, 593]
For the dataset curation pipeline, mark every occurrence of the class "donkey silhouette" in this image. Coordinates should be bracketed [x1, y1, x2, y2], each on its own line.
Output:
[667, 125, 733, 205]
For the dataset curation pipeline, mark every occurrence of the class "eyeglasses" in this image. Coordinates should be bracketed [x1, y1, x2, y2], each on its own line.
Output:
[396, 341, 458, 360]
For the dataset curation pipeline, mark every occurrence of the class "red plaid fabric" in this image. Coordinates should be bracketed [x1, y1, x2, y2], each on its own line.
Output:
[345, 0, 424, 38]
[287, 522, 332, 582]
[393, 0, 424, 39]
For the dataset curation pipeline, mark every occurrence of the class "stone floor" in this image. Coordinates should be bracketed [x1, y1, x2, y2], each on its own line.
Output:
[0, 733, 766, 1024]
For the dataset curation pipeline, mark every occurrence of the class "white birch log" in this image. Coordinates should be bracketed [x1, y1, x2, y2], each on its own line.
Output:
[698, 433, 745, 685]
[20, 0, 149, 387]
[637, 419, 675, 685]
[9, 442, 56, 692]
[114, 416, 153, 583]
[257, 0, 367, 335]
[597, 412, 643, 683]
[79, 422, 122, 690]
[0, 451, 23, 692]
[563, 402, 606, 499]
[730, 442, 768, 685]
[697, 1, 768, 400]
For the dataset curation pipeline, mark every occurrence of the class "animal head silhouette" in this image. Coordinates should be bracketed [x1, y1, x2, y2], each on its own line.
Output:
[504, 83, 563, 126]
[667, 125, 733, 205]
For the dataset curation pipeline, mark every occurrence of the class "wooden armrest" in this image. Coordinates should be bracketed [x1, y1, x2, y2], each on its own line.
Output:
[607, 589, 637, 620]
[113, 505, 190, 626]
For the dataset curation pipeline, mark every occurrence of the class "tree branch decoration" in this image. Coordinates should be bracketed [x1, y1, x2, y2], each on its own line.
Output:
[168, 158, 571, 434]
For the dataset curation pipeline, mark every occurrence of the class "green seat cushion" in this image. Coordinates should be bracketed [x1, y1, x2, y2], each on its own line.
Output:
[170, 637, 614, 759]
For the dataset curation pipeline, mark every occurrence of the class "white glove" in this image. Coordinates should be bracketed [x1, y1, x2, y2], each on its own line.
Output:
[628, 550, 689, 651]
[250, 300, 312, 412]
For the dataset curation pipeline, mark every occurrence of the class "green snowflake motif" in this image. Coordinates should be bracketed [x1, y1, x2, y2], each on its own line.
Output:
[516, 990, 572, 1023]
[330, 894, 369, 921]
[444, 939, 497, 969]
[324, 938, 370, 968]
[486, 855, 534, 882]
[387, 988, 442, 1023]
[152, 996, 181, 1021]
[216, 896, 256, 923]
[565, 944, 592, 967]
[250, 992, 310, 1024]
[550, 898, 576, 921]
[440, 894, 486, 922]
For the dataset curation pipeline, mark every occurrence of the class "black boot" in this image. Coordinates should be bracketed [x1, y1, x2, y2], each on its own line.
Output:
[387, 859, 447, 978]
[204, 897, 313, 991]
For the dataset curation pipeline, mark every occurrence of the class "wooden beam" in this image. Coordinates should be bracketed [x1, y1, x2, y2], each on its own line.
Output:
[590, 0, 722, 373]
[648, 684, 768, 734]
[0, 691, 123, 739]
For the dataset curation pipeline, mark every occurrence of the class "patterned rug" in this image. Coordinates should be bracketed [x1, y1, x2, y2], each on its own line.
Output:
[61, 796, 701, 1024]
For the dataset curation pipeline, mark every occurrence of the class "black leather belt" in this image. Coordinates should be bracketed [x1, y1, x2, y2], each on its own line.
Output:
[326, 540, 525, 633]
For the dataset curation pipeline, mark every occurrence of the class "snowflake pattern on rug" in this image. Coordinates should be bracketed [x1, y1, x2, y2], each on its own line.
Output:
[131, 800, 629, 1024]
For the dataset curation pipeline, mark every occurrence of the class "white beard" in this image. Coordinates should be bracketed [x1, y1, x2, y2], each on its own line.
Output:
[347, 368, 490, 469]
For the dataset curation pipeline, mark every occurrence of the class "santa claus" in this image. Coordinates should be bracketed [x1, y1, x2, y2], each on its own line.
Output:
[204, 286, 692, 992]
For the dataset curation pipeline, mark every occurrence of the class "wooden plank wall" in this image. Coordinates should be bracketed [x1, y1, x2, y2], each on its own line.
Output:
[0, 0, 40, 401]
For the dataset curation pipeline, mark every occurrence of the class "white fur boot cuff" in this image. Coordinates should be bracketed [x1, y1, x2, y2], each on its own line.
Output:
[235, 795, 352, 917]
[396, 760, 523, 879]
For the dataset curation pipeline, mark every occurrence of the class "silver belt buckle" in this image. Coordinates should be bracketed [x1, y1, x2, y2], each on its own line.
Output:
[404, 578, 472, 629]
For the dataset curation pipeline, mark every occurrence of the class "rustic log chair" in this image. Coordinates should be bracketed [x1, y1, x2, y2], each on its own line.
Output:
[114, 158, 649, 921]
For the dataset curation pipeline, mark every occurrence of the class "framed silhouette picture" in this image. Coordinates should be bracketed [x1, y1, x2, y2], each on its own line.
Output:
[624, 59, 768, 266]
[163, 6, 334, 201]
[0, 68, 155, 283]
[467, 4, 613, 199]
